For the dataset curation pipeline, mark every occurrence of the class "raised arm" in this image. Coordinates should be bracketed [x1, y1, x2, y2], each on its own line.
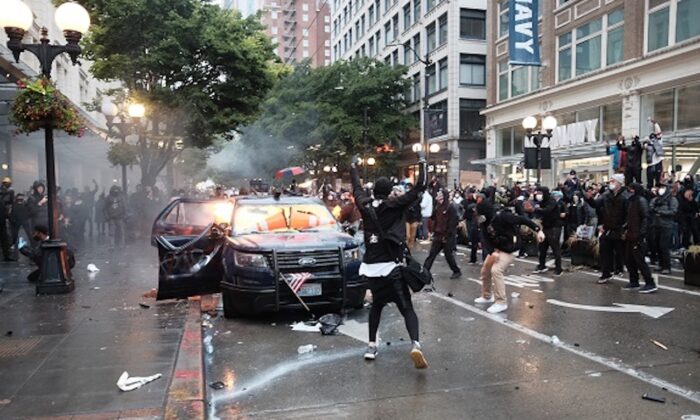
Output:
[350, 156, 369, 205]
[391, 154, 427, 208]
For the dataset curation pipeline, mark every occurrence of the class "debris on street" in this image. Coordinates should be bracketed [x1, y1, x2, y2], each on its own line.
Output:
[297, 344, 317, 354]
[550, 335, 561, 345]
[318, 313, 342, 335]
[86, 263, 100, 272]
[139, 303, 150, 309]
[290, 322, 321, 332]
[142, 289, 158, 298]
[116, 371, 162, 392]
[209, 381, 225, 390]
[511, 292, 520, 298]
[651, 339, 668, 350]
[641, 393, 666, 403]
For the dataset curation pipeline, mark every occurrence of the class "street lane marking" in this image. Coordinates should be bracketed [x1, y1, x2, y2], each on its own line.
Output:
[431, 292, 700, 405]
[546, 299, 675, 319]
[337, 319, 370, 344]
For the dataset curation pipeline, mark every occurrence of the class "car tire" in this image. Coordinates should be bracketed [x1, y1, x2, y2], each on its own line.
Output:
[222, 292, 241, 319]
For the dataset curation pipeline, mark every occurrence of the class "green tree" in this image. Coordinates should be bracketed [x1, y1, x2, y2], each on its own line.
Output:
[66, 0, 279, 186]
[248, 58, 415, 174]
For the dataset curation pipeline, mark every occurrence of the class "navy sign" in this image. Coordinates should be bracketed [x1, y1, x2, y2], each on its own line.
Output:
[508, 0, 540, 66]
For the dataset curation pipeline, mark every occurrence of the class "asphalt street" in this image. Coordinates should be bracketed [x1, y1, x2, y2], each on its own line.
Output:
[204, 247, 700, 420]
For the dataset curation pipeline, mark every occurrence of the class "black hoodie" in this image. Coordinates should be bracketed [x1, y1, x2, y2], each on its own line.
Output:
[534, 187, 562, 229]
[625, 183, 649, 242]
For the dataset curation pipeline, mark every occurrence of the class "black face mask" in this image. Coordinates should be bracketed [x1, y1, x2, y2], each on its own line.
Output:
[32, 235, 42, 242]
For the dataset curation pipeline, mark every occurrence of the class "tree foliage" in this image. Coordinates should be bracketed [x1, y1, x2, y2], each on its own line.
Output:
[246, 58, 415, 173]
[63, 0, 279, 185]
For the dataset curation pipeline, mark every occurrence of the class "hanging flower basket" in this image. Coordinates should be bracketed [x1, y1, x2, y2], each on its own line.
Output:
[107, 142, 138, 167]
[10, 77, 85, 137]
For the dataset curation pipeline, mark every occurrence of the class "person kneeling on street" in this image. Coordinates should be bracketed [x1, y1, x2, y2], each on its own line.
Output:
[19, 225, 75, 283]
[475, 208, 545, 314]
[351, 152, 429, 369]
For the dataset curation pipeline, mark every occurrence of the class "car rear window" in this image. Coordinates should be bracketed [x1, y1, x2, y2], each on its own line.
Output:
[233, 203, 338, 235]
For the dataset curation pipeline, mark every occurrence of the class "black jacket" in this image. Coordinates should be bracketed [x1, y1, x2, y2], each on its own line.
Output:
[352, 161, 427, 264]
[625, 184, 649, 242]
[587, 188, 628, 239]
[534, 187, 562, 229]
[649, 190, 678, 229]
[623, 139, 643, 170]
[484, 210, 541, 253]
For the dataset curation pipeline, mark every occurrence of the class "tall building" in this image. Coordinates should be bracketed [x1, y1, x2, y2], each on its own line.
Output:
[222, 0, 262, 17]
[331, 0, 488, 185]
[0, 0, 126, 191]
[479, 0, 700, 187]
[260, 0, 332, 66]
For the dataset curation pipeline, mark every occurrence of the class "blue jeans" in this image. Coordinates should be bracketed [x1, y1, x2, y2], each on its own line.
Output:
[419, 217, 430, 240]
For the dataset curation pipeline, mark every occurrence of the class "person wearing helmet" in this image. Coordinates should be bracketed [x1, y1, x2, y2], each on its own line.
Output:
[0, 176, 15, 261]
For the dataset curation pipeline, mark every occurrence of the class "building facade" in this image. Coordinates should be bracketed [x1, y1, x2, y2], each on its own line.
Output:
[0, 0, 133, 193]
[260, 0, 332, 66]
[480, 0, 700, 187]
[331, 0, 488, 186]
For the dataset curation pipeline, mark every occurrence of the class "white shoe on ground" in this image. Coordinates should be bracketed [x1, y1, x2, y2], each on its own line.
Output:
[474, 296, 495, 304]
[487, 302, 508, 314]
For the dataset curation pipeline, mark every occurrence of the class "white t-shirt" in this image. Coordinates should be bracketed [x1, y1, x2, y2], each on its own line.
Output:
[420, 192, 433, 218]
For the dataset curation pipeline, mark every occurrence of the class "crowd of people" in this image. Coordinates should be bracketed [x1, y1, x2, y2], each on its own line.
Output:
[0, 177, 176, 267]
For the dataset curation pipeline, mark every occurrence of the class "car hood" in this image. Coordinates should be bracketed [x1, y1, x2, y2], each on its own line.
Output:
[228, 231, 358, 251]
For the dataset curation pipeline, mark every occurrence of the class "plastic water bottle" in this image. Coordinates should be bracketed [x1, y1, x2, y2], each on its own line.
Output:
[297, 344, 317, 354]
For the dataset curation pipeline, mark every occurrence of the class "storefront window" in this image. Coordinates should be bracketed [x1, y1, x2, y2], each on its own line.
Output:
[676, 83, 700, 130]
[641, 88, 674, 134]
[497, 128, 513, 157]
[513, 126, 525, 154]
[677, 0, 700, 42]
[602, 102, 622, 141]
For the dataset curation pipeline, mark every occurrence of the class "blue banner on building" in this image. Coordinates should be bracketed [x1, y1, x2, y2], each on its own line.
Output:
[508, 0, 540, 66]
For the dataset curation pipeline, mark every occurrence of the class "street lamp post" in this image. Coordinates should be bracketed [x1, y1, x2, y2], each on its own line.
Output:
[522, 115, 558, 186]
[2, 0, 91, 294]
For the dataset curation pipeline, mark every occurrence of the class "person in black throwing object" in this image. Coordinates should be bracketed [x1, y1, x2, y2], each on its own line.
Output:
[351, 153, 429, 369]
[423, 189, 461, 279]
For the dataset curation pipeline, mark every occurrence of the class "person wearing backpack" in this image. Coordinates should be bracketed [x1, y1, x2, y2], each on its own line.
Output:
[105, 185, 127, 247]
[350, 153, 429, 369]
[474, 208, 544, 313]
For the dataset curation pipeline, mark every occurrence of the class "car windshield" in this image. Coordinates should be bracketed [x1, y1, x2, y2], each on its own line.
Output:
[233, 203, 339, 235]
[163, 200, 234, 233]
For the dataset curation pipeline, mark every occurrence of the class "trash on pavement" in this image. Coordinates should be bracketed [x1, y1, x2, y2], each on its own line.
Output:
[651, 339, 668, 350]
[86, 263, 100, 273]
[92, 286, 100, 290]
[511, 292, 520, 298]
[142, 289, 158, 298]
[139, 303, 150, 309]
[550, 335, 561, 345]
[0, 399, 10, 405]
[587, 372, 602, 377]
[527, 302, 534, 309]
[290, 322, 321, 332]
[641, 393, 666, 403]
[5, 331, 12, 336]
[515, 339, 527, 344]
[202, 320, 213, 329]
[318, 313, 342, 335]
[116, 371, 162, 392]
[209, 381, 225, 390]
[203, 335, 214, 354]
[297, 344, 317, 354]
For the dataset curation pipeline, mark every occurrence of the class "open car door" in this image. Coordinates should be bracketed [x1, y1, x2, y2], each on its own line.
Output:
[151, 198, 233, 300]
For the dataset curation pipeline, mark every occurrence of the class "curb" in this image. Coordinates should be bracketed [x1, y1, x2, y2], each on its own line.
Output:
[164, 299, 205, 420]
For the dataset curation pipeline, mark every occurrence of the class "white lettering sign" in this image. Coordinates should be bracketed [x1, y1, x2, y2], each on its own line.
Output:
[514, 1, 534, 54]
[550, 119, 598, 148]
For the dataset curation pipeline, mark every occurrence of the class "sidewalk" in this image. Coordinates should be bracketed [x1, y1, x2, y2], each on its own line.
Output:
[0, 241, 192, 419]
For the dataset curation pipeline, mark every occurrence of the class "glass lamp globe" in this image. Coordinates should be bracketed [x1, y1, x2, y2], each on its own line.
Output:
[55, 2, 90, 34]
[411, 143, 423, 152]
[542, 116, 558, 131]
[1, 0, 33, 31]
[522, 116, 537, 130]
[366, 157, 376, 166]
[429, 143, 440, 153]
[127, 103, 146, 119]
[101, 99, 119, 117]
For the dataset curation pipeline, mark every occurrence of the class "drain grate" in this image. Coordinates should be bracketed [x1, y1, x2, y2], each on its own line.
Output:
[0, 337, 43, 358]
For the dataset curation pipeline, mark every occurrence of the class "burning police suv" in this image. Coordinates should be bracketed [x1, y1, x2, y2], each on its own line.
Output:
[151, 195, 366, 318]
